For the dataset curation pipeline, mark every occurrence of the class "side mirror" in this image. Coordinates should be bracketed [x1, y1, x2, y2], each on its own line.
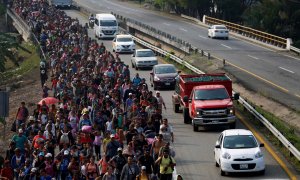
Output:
[233, 92, 240, 100]
[178, 70, 181, 74]
[259, 143, 264, 147]
[150, 72, 153, 75]
[183, 95, 189, 103]
[215, 145, 221, 148]
[132, 54, 135, 57]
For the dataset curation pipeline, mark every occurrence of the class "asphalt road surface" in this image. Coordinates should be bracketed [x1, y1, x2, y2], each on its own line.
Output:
[64, 10, 289, 180]
[74, 0, 300, 111]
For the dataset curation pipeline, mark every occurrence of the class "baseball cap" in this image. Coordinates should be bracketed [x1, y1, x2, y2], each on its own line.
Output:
[129, 93, 132, 96]
[156, 91, 160, 94]
[141, 166, 146, 170]
[117, 147, 122, 151]
[110, 134, 115, 138]
[38, 152, 45, 157]
[18, 129, 23, 133]
[45, 153, 52, 158]
[31, 168, 37, 173]
[28, 116, 35, 121]
[64, 150, 69, 155]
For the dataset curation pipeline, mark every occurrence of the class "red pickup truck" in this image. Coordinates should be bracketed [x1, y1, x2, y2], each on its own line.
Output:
[172, 74, 239, 131]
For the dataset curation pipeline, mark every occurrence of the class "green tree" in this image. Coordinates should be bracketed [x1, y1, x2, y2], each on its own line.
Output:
[0, 33, 21, 72]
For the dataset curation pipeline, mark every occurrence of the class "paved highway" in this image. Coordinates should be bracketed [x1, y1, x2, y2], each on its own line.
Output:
[65, 10, 290, 180]
[74, 0, 300, 111]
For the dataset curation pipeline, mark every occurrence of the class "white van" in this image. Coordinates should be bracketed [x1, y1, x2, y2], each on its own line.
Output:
[94, 14, 118, 39]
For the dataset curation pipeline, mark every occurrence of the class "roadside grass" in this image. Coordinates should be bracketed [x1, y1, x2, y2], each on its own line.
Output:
[235, 101, 300, 171]
[0, 42, 39, 85]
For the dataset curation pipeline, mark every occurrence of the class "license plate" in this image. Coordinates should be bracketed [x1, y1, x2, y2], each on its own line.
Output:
[165, 83, 170, 85]
[240, 164, 248, 169]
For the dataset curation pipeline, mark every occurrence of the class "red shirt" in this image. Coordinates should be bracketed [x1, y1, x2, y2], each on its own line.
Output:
[0, 167, 13, 180]
[80, 135, 93, 144]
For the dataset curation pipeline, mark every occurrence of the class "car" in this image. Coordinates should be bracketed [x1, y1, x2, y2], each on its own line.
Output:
[214, 129, 265, 176]
[150, 64, 180, 90]
[208, 25, 229, 39]
[131, 49, 158, 70]
[112, 34, 135, 53]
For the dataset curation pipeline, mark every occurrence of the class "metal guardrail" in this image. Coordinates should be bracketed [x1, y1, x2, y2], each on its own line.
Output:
[7, 9, 47, 62]
[131, 32, 300, 162]
[204, 15, 287, 49]
[291, 46, 300, 55]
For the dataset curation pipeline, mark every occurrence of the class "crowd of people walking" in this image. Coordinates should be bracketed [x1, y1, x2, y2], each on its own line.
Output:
[0, 0, 184, 179]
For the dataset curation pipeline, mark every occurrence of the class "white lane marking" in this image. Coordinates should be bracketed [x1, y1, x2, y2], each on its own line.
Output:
[179, 28, 187, 32]
[279, 66, 295, 74]
[221, 44, 232, 49]
[199, 35, 208, 39]
[163, 23, 170, 26]
[284, 54, 300, 61]
[247, 55, 259, 60]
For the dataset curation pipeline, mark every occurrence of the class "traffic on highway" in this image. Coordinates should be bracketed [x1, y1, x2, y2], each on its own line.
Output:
[0, 0, 295, 179]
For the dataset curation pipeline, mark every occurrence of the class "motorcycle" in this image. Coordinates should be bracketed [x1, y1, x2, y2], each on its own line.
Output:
[89, 19, 95, 29]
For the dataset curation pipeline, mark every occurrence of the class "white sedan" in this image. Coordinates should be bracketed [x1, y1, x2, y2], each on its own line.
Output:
[131, 49, 158, 70]
[214, 129, 265, 176]
[112, 34, 136, 53]
[208, 25, 229, 39]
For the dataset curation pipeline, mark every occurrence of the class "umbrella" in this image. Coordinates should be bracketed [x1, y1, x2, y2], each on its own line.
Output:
[38, 97, 59, 105]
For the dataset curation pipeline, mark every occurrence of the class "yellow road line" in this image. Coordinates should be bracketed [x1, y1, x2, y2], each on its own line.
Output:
[214, 55, 289, 93]
[237, 112, 297, 180]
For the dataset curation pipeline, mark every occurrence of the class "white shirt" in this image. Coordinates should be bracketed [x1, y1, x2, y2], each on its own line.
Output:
[106, 121, 113, 132]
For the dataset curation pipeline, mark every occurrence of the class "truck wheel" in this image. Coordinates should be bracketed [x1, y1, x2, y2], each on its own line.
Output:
[173, 103, 180, 113]
[193, 124, 198, 132]
[183, 108, 191, 124]
[229, 122, 236, 129]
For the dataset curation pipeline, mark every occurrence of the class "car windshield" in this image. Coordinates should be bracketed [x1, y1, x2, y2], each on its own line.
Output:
[136, 50, 155, 57]
[216, 26, 227, 30]
[155, 66, 176, 74]
[223, 135, 258, 149]
[100, 20, 117, 26]
[117, 37, 132, 42]
[194, 88, 229, 100]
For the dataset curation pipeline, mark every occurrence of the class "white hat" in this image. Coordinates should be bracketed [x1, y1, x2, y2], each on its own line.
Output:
[156, 91, 160, 94]
[110, 134, 115, 138]
[64, 150, 69, 155]
[117, 147, 122, 151]
[31, 168, 37, 173]
[129, 93, 133, 96]
[18, 129, 23, 133]
[45, 153, 52, 158]
[28, 116, 35, 121]
[106, 95, 110, 98]
[141, 166, 146, 170]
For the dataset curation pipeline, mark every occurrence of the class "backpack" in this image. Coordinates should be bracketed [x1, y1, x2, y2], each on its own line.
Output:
[60, 131, 70, 144]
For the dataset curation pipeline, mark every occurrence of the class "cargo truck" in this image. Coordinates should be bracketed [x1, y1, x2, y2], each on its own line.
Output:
[172, 74, 239, 131]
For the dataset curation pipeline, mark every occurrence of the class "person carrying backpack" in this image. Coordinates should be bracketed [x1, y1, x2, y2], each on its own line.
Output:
[109, 148, 127, 180]
[58, 150, 70, 180]
[155, 149, 176, 180]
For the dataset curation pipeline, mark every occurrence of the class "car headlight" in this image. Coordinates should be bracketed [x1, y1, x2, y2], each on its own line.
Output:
[196, 108, 202, 115]
[154, 76, 160, 81]
[255, 151, 263, 159]
[116, 45, 121, 48]
[132, 44, 136, 48]
[227, 107, 234, 115]
[222, 152, 231, 159]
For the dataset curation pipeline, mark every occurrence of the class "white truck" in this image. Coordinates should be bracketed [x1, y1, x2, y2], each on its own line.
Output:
[94, 14, 118, 39]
